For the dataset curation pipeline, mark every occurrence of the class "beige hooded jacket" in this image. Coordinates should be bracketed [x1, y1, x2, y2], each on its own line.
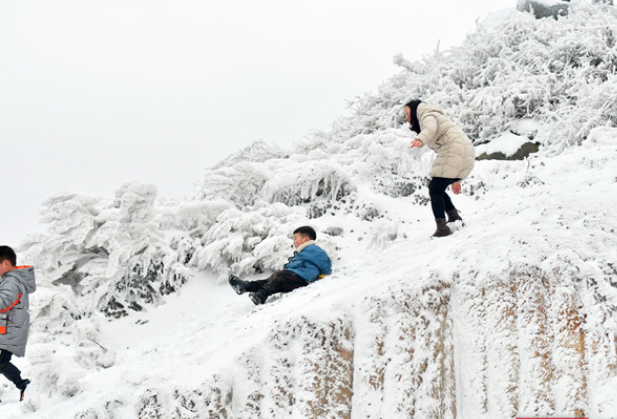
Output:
[415, 103, 475, 180]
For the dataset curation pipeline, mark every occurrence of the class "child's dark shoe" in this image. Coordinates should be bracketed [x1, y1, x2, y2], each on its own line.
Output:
[249, 291, 267, 305]
[229, 275, 249, 295]
[18, 379, 30, 402]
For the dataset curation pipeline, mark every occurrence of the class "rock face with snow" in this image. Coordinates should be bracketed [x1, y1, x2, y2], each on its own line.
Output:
[12, 1, 617, 418]
[476, 141, 539, 160]
[475, 131, 540, 160]
[517, 0, 571, 19]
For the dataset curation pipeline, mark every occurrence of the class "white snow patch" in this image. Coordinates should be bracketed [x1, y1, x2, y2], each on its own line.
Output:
[475, 131, 531, 158]
[583, 126, 617, 147]
[480, 8, 534, 32]
[509, 118, 542, 136]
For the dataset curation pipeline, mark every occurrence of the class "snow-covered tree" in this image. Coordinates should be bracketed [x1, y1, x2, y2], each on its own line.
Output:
[21, 181, 191, 318]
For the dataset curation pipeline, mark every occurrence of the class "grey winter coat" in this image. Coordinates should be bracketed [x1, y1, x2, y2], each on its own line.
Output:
[0, 266, 36, 357]
[416, 104, 475, 180]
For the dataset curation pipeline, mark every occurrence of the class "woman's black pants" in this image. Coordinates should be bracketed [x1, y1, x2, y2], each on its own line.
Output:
[428, 177, 459, 219]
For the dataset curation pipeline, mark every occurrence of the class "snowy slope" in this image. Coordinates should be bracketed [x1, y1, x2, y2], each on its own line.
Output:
[8, 2, 617, 418]
[9, 126, 617, 419]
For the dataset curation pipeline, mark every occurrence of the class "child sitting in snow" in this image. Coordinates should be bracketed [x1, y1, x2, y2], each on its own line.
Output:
[228, 226, 332, 305]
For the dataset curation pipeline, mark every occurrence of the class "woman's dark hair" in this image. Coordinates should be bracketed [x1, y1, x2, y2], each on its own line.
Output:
[405, 100, 422, 134]
[293, 226, 317, 241]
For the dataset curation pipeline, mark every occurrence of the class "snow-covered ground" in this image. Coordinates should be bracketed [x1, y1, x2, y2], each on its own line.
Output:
[5, 2, 617, 417]
[3, 126, 615, 418]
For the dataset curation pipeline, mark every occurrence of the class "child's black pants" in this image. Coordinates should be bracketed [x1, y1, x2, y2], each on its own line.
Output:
[246, 270, 309, 297]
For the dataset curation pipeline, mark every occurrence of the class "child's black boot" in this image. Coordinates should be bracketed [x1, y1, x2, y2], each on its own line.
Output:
[229, 275, 249, 295]
[18, 379, 30, 402]
[249, 290, 268, 305]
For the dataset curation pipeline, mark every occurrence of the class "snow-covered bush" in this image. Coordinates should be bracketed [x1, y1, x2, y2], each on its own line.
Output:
[317, 0, 617, 155]
[21, 181, 191, 318]
[190, 202, 309, 279]
[199, 153, 355, 208]
[262, 160, 355, 207]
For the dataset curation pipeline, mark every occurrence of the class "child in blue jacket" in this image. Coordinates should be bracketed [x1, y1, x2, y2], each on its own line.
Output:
[229, 226, 332, 305]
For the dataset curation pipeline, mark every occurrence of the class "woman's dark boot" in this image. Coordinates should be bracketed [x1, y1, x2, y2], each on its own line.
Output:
[446, 209, 463, 224]
[433, 218, 452, 237]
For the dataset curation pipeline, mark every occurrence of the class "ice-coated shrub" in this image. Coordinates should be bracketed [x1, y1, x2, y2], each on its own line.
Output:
[157, 199, 234, 235]
[263, 160, 355, 206]
[210, 139, 290, 169]
[28, 282, 81, 334]
[199, 161, 275, 206]
[308, 0, 617, 155]
[190, 202, 309, 279]
[198, 157, 355, 208]
[27, 342, 88, 398]
[21, 181, 191, 319]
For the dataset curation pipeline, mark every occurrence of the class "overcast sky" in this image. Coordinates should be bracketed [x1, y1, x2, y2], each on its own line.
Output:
[1, 0, 515, 247]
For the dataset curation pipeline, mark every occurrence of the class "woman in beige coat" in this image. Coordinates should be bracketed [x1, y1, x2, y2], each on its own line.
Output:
[404, 100, 475, 237]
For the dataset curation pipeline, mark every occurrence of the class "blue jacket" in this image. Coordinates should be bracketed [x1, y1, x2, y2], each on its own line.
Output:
[284, 241, 332, 282]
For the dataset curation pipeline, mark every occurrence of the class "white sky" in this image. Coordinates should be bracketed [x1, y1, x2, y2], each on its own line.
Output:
[1, 0, 515, 247]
